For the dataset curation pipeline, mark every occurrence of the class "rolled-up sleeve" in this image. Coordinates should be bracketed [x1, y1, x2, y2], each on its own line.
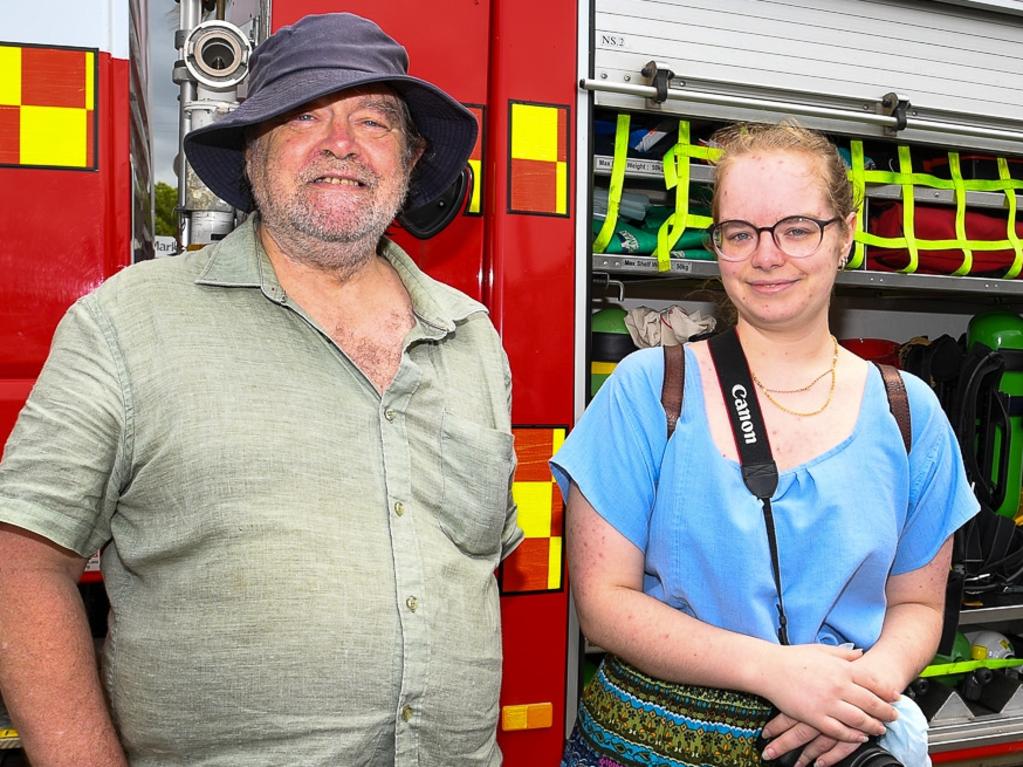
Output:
[892, 373, 979, 574]
[549, 348, 666, 552]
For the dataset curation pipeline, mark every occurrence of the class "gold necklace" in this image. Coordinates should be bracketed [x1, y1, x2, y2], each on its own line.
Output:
[751, 337, 839, 417]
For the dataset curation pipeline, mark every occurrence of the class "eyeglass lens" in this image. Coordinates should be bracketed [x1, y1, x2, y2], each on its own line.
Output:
[713, 216, 826, 261]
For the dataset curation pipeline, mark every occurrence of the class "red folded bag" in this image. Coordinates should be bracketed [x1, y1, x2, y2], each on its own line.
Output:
[867, 202, 1023, 276]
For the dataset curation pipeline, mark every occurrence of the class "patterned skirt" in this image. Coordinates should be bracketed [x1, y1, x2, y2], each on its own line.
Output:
[562, 654, 775, 767]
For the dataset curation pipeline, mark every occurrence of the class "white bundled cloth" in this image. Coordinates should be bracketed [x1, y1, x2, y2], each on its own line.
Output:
[837, 643, 930, 766]
[623, 306, 716, 348]
[879, 695, 931, 767]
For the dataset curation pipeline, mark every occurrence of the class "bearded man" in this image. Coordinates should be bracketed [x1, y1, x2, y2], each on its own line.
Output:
[0, 13, 520, 767]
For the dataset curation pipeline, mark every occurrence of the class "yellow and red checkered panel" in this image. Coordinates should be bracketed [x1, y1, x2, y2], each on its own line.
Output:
[500, 427, 566, 594]
[466, 104, 484, 215]
[508, 101, 569, 216]
[0, 44, 96, 169]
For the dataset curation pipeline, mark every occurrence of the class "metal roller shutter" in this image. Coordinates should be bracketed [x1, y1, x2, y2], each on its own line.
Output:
[587, 0, 1023, 152]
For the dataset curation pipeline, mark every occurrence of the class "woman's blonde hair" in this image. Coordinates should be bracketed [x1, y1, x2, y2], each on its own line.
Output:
[709, 120, 856, 230]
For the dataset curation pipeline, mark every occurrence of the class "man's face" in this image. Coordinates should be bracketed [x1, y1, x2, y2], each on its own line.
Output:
[245, 86, 419, 247]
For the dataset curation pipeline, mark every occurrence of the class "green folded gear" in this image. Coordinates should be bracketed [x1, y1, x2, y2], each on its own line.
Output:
[591, 205, 714, 260]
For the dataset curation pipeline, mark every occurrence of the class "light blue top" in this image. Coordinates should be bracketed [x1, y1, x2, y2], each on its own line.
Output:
[551, 345, 979, 649]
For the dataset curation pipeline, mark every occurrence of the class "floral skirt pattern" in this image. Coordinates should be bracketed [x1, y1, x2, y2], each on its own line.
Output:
[562, 654, 775, 767]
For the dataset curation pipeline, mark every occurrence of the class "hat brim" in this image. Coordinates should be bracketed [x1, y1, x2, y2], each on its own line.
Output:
[183, 70, 478, 212]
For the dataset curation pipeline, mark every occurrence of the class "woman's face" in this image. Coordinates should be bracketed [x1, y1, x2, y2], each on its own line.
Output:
[714, 150, 855, 334]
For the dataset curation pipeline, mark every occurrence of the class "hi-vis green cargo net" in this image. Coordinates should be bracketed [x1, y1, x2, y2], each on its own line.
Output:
[592, 118, 721, 272]
[656, 122, 721, 272]
[848, 141, 1023, 279]
[592, 113, 631, 255]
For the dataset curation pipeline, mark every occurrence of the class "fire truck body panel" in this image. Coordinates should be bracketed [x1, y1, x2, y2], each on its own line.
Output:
[478, 4, 579, 760]
[0, 0, 147, 450]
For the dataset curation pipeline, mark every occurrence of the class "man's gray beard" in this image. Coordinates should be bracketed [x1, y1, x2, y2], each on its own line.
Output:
[257, 191, 403, 276]
[247, 152, 411, 276]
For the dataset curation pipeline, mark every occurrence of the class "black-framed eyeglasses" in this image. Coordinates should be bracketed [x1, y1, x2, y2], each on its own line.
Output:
[709, 216, 841, 261]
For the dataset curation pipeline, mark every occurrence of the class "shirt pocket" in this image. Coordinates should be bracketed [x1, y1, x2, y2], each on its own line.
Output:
[439, 413, 514, 556]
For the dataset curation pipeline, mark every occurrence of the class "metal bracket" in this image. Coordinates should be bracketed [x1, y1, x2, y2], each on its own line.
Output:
[592, 272, 626, 302]
[880, 92, 910, 135]
[641, 60, 676, 104]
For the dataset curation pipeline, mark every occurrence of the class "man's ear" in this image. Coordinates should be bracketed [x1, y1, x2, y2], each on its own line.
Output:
[837, 211, 857, 269]
[242, 131, 257, 171]
[410, 139, 426, 170]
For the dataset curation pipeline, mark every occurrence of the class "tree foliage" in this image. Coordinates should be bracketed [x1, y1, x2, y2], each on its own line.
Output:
[154, 182, 178, 237]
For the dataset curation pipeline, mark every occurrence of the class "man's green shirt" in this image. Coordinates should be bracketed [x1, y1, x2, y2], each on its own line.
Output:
[0, 218, 522, 765]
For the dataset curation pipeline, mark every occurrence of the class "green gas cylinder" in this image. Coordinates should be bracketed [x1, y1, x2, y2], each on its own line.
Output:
[967, 311, 1023, 519]
[591, 307, 638, 397]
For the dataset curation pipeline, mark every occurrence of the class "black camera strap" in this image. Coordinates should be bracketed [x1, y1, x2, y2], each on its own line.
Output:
[708, 327, 789, 645]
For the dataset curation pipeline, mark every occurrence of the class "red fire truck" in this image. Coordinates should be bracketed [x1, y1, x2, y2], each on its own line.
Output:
[5, 1, 1023, 765]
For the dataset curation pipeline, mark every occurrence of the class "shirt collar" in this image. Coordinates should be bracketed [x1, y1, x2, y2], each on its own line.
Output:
[194, 216, 486, 331]
[377, 238, 484, 334]
[193, 216, 274, 291]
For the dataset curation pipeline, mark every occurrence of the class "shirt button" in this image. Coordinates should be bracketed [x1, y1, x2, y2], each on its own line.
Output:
[401, 705, 414, 722]
[384, 409, 396, 422]
[394, 501, 405, 517]
[405, 596, 419, 612]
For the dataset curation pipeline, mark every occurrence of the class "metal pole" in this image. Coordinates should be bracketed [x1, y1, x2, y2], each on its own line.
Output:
[909, 117, 1023, 145]
[175, 0, 202, 250]
[580, 78, 1023, 146]
[579, 79, 897, 128]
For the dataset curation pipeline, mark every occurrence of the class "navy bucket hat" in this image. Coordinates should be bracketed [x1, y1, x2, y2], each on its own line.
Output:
[183, 13, 478, 212]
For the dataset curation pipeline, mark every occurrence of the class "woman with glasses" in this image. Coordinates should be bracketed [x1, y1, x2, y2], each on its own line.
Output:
[555, 121, 978, 767]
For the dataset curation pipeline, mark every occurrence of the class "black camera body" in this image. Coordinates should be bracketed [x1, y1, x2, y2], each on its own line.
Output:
[770, 738, 902, 767]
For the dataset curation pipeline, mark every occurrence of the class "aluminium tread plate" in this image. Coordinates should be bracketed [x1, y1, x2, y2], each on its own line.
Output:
[929, 712, 1023, 752]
